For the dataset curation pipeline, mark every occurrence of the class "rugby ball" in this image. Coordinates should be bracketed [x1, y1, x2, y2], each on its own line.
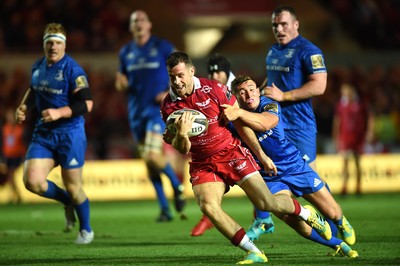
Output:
[166, 109, 208, 137]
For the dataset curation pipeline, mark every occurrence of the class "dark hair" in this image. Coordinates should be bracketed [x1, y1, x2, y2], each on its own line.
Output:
[272, 6, 297, 20]
[207, 54, 231, 77]
[166, 51, 193, 70]
[230, 75, 254, 95]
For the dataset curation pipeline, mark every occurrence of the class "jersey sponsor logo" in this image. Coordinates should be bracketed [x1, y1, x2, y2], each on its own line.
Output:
[55, 70, 64, 81]
[258, 129, 273, 142]
[75, 76, 89, 88]
[310, 54, 325, 69]
[36, 80, 63, 95]
[263, 103, 278, 113]
[196, 98, 211, 108]
[266, 65, 290, 72]
[69, 158, 79, 166]
[313, 178, 322, 188]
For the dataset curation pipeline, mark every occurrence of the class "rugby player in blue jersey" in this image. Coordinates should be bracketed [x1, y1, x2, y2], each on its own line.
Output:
[115, 10, 185, 222]
[253, 5, 339, 241]
[15, 23, 94, 244]
[222, 75, 358, 258]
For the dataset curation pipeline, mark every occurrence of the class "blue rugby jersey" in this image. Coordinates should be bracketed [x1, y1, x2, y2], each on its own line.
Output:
[265, 35, 326, 132]
[118, 36, 175, 129]
[30, 54, 87, 130]
[231, 96, 306, 180]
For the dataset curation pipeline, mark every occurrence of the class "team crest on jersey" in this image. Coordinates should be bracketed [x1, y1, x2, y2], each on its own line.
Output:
[200, 85, 212, 93]
[263, 103, 278, 113]
[75, 76, 89, 88]
[285, 49, 295, 58]
[55, 70, 64, 81]
[196, 98, 211, 108]
[310, 54, 325, 69]
[127, 52, 135, 59]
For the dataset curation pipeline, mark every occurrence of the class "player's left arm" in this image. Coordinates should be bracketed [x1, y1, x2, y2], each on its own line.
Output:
[41, 76, 93, 122]
[222, 104, 278, 132]
[281, 72, 327, 101]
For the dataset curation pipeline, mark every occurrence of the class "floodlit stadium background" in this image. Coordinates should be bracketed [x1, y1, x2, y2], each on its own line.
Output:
[1, 0, 399, 202]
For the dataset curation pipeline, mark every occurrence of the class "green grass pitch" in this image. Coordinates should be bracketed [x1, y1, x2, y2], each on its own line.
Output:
[0, 193, 399, 265]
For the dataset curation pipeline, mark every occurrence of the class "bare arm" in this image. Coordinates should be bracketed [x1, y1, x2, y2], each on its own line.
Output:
[222, 104, 278, 132]
[41, 87, 93, 123]
[115, 72, 128, 92]
[263, 72, 327, 102]
[15, 88, 33, 124]
[228, 101, 277, 175]
[171, 111, 194, 154]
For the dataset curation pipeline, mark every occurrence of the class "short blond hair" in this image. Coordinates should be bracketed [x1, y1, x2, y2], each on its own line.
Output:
[44, 23, 66, 37]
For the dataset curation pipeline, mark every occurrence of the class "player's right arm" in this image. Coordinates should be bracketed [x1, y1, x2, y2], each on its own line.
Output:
[171, 111, 194, 154]
[229, 101, 277, 175]
[115, 72, 128, 92]
[15, 88, 33, 124]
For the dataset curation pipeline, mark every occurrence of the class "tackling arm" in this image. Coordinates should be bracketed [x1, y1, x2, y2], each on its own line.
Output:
[230, 101, 277, 175]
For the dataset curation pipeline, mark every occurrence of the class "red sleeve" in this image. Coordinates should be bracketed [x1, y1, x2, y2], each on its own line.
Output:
[160, 96, 171, 121]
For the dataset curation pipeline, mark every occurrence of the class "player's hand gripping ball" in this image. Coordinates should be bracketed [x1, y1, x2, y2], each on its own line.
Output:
[166, 109, 208, 137]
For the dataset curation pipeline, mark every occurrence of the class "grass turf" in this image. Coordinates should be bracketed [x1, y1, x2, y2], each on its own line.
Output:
[0, 193, 399, 265]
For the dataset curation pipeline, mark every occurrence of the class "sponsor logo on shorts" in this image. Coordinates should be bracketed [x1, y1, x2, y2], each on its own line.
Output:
[234, 161, 247, 171]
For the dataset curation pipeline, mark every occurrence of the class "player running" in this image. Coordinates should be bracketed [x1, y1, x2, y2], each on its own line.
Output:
[160, 51, 332, 264]
[15, 23, 94, 244]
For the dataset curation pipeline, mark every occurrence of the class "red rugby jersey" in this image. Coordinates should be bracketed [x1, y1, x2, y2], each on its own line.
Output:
[161, 76, 237, 160]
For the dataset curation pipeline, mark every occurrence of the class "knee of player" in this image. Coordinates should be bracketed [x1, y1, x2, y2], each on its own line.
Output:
[198, 199, 220, 217]
[321, 204, 342, 220]
[23, 176, 46, 194]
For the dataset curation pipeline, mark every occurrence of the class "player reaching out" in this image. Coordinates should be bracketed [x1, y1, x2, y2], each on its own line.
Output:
[223, 75, 358, 258]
